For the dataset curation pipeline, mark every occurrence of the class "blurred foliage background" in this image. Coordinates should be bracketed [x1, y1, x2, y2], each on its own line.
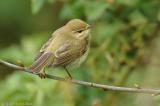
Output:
[0, 0, 160, 106]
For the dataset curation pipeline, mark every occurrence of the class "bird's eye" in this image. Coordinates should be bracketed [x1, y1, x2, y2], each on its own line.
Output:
[77, 30, 83, 33]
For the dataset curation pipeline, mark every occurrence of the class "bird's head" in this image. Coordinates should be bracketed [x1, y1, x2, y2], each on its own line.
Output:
[65, 19, 91, 39]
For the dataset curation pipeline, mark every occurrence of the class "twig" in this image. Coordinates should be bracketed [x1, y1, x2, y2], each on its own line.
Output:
[0, 59, 160, 95]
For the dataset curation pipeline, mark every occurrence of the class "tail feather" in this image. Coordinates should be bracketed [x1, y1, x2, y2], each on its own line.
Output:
[28, 52, 53, 73]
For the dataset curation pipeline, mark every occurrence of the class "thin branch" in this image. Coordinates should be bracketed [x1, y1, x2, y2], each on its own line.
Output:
[0, 59, 160, 95]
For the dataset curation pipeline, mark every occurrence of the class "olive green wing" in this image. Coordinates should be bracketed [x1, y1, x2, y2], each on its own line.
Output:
[49, 42, 87, 67]
[29, 35, 55, 72]
[34, 36, 54, 61]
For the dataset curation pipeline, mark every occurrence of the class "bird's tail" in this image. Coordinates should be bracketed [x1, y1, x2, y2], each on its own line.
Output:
[28, 52, 53, 73]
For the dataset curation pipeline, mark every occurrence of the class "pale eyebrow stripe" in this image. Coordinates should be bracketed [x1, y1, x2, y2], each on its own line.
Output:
[75, 28, 86, 32]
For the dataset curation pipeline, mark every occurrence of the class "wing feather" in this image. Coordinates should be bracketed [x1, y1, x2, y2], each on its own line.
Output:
[35, 36, 54, 61]
[51, 42, 87, 67]
[29, 52, 54, 72]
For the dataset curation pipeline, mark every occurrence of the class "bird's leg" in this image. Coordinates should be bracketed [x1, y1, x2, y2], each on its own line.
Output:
[64, 67, 72, 80]
[38, 68, 46, 79]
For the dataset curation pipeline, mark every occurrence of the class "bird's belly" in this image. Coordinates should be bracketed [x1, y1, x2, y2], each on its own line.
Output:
[70, 46, 89, 68]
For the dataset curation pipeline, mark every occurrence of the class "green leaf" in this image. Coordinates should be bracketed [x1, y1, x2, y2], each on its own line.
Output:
[129, 10, 147, 25]
[84, 1, 108, 21]
[157, 9, 160, 21]
[92, 20, 125, 43]
[60, 4, 74, 19]
[117, 0, 139, 6]
[47, 0, 54, 3]
[31, 0, 45, 14]
[60, 0, 85, 20]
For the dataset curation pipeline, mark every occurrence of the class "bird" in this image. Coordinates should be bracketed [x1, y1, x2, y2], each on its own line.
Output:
[28, 19, 91, 79]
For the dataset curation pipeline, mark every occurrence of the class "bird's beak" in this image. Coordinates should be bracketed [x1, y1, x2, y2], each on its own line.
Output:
[86, 25, 92, 30]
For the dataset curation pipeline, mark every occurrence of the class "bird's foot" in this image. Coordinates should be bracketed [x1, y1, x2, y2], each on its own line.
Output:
[38, 72, 46, 79]
[65, 76, 72, 81]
